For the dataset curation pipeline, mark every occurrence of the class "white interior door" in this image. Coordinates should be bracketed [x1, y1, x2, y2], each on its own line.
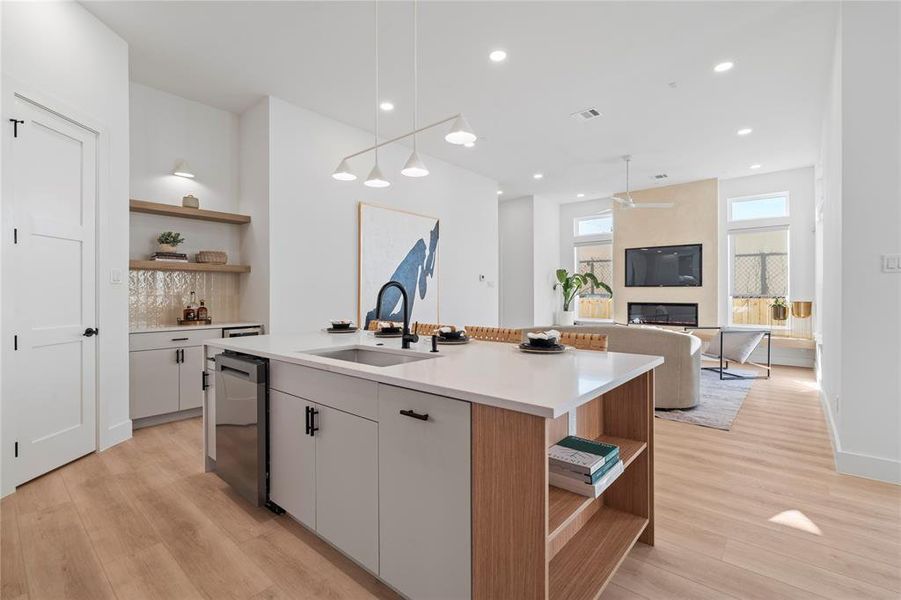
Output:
[7, 95, 98, 486]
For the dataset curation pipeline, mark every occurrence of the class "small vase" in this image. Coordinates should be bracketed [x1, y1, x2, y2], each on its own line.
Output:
[771, 305, 788, 321]
[555, 310, 576, 326]
[159, 243, 178, 253]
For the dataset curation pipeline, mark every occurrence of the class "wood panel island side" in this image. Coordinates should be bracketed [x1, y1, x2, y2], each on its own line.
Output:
[203, 332, 661, 600]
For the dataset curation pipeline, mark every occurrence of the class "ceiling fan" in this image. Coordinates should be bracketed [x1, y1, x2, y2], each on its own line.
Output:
[608, 155, 674, 209]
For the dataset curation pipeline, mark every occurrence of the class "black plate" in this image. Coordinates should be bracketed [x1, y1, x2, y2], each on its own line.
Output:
[374, 331, 403, 338]
[526, 337, 559, 348]
[326, 327, 358, 334]
[518, 342, 566, 354]
[329, 322, 354, 330]
[438, 330, 466, 340]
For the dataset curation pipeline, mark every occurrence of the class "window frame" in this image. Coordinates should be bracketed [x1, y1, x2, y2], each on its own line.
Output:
[727, 191, 791, 226]
[572, 211, 614, 322]
[726, 224, 791, 330]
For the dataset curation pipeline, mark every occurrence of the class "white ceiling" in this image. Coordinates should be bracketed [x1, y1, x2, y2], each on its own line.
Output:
[83, 1, 838, 203]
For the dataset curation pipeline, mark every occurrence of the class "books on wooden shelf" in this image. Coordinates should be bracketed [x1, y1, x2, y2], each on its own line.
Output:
[548, 435, 624, 497]
[548, 436, 619, 475]
[549, 460, 624, 497]
[150, 251, 188, 263]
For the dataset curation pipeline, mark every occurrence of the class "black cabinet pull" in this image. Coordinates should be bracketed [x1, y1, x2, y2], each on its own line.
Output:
[400, 409, 429, 421]
[310, 408, 319, 435]
[171, 337, 189, 341]
[304, 406, 311, 435]
[201, 371, 209, 390]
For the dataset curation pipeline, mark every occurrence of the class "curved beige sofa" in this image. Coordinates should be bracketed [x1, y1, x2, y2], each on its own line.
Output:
[524, 324, 701, 409]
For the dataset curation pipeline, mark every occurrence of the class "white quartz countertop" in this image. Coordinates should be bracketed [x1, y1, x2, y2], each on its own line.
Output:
[205, 331, 663, 418]
[130, 322, 262, 334]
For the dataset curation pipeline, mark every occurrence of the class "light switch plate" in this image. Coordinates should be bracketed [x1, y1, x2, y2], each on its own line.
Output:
[110, 268, 123, 284]
[882, 254, 901, 273]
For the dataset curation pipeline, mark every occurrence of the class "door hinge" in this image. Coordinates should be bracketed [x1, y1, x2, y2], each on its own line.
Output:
[9, 119, 24, 138]
[14, 441, 18, 458]
[13, 335, 17, 351]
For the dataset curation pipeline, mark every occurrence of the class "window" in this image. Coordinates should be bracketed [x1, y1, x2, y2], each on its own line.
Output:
[575, 214, 613, 236]
[729, 227, 789, 326]
[729, 193, 789, 222]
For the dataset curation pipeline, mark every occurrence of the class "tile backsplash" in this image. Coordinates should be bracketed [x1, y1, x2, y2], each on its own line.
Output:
[129, 270, 240, 329]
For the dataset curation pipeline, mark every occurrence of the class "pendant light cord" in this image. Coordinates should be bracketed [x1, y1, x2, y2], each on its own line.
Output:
[374, 0, 380, 161]
[412, 0, 418, 151]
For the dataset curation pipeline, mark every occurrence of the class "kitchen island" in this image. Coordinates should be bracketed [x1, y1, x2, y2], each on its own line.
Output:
[204, 331, 662, 600]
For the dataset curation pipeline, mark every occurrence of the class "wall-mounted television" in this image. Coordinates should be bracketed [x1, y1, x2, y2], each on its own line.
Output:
[625, 243, 702, 287]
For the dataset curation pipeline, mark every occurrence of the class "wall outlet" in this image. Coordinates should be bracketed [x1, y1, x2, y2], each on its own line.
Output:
[882, 254, 901, 272]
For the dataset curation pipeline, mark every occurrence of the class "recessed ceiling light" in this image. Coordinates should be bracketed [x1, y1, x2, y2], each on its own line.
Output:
[533, 173, 543, 180]
[379, 101, 394, 112]
[489, 49, 507, 63]
[497, 190, 504, 195]
[714, 61, 734, 73]
[737, 127, 753, 136]
[577, 193, 585, 198]
[750, 164, 762, 170]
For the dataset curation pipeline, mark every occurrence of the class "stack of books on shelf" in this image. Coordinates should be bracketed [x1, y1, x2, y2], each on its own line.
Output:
[548, 436, 624, 498]
[150, 251, 188, 263]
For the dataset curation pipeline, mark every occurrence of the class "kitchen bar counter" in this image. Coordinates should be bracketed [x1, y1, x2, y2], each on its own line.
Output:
[205, 330, 662, 418]
[130, 321, 262, 334]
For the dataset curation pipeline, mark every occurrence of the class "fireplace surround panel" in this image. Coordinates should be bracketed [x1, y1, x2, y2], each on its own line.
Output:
[627, 302, 699, 327]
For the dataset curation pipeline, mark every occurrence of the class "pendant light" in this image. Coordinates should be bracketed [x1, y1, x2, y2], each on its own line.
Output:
[365, 0, 391, 188]
[173, 159, 195, 179]
[401, 0, 429, 178]
[445, 114, 477, 145]
[331, 158, 356, 181]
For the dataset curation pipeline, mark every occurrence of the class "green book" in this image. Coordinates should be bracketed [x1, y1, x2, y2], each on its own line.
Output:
[548, 436, 620, 476]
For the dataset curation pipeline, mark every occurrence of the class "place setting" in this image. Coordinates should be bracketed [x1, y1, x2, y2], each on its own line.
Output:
[518, 329, 567, 354]
[373, 321, 403, 338]
[433, 325, 469, 345]
[324, 319, 358, 333]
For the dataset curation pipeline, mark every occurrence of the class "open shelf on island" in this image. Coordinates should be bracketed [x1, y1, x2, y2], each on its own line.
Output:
[130, 199, 251, 225]
[547, 435, 647, 537]
[129, 260, 251, 273]
[548, 506, 648, 600]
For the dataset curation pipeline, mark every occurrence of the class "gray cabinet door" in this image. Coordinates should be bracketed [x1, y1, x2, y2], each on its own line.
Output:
[269, 389, 316, 529]
[378, 385, 472, 599]
[314, 405, 379, 573]
[129, 349, 180, 419]
[178, 346, 204, 411]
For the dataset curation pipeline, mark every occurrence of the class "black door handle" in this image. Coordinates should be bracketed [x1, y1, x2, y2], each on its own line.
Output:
[83, 327, 98, 337]
[201, 371, 209, 390]
[305, 406, 311, 435]
[400, 409, 429, 421]
[309, 408, 319, 435]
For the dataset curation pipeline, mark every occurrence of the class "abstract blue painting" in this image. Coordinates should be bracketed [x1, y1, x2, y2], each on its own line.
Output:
[359, 203, 439, 330]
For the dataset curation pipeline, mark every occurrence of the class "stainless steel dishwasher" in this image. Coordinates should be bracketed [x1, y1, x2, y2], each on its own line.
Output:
[214, 351, 269, 507]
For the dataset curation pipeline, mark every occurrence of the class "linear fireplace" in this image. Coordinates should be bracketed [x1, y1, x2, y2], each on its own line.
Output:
[628, 302, 699, 327]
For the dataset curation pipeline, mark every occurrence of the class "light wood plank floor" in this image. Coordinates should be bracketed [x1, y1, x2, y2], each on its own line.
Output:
[1, 366, 899, 600]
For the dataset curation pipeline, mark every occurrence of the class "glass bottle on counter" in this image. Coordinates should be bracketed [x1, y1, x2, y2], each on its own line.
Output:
[196, 300, 209, 321]
[183, 291, 197, 321]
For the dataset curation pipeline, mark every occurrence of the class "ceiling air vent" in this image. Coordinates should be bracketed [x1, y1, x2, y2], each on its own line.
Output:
[653, 174, 668, 180]
[570, 107, 603, 122]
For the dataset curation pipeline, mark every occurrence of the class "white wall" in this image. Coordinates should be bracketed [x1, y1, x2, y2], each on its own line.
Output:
[499, 197, 535, 328]
[237, 98, 271, 329]
[266, 97, 498, 332]
[718, 167, 816, 324]
[1, 1, 130, 494]
[818, 2, 901, 484]
[129, 83, 242, 262]
[532, 196, 560, 326]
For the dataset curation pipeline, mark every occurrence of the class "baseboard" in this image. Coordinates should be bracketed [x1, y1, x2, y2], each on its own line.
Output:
[819, 390, 901, 484]
[100, 419, 133, 450]
[133, 407, 202, 430]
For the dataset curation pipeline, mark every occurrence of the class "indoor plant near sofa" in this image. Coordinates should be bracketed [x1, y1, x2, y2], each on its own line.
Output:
[553, 268, 612, 326]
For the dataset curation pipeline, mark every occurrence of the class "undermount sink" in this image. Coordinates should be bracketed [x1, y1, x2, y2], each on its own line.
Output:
[308, 347, 436, 367]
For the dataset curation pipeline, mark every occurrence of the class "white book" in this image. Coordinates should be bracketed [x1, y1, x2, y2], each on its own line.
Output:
[549, 460, 624, 498]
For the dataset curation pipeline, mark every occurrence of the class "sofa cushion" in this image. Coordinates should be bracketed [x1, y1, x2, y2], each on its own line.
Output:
[706, 330, 765, 364]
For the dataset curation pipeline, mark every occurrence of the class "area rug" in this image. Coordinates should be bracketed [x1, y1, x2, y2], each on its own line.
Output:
[655, 369, 757, 430]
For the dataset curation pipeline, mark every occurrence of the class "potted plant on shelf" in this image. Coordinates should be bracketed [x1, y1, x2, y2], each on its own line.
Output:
[553, 269, 613, 326]
[771, 296, 788, 321]
[157, 231, 185, 253]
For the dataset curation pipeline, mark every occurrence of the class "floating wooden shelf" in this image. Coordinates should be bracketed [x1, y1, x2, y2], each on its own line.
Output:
[130, 199, 251, 225]
[547, 435, 647, 537]
[548, 506, 648, 600]
[129, 260, 250, 273]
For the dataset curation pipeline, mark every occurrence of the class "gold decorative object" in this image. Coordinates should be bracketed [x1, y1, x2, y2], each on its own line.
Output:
[196, 251, 228, 265]
[791, 300, 813, 319]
